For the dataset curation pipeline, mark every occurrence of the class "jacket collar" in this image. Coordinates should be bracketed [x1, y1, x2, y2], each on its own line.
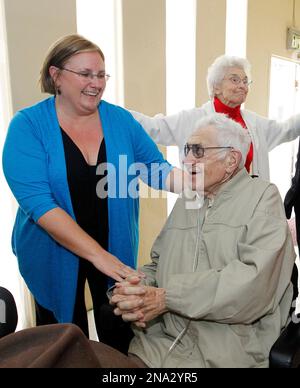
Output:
[211, 168, 252, 205]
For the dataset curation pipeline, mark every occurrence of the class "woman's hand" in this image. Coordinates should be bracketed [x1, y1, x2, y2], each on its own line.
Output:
[91, 252, 138, 282]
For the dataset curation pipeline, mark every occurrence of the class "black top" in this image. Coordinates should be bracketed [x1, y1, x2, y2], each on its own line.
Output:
[61, 128, 108, 250]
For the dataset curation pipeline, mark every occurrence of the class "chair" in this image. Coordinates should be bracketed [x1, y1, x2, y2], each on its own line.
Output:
[0, 286, 18, 338]
[269, 264, 300, 368]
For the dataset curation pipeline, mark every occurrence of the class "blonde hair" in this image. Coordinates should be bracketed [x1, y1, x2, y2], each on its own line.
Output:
[40, 34, 105, 95]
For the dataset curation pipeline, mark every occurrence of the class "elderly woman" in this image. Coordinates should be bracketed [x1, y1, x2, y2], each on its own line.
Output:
[2, 34, 183, 353]
[131, 54, 300, 180]
[111, 113, 295, 368]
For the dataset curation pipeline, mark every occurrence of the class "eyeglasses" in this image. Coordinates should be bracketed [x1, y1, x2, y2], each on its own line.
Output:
[184, 144, 233, 158]
[60, 67, 111, 81]
[224, 76, 253, 87]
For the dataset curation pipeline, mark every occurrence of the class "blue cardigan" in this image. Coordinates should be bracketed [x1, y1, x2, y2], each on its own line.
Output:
[2, 97, 172, 322]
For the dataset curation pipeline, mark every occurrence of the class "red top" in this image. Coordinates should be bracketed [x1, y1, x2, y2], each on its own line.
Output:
[213, 97, 253, 173]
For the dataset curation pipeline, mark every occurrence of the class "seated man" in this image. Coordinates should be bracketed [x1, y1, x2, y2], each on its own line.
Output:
[112, 113, 296, 368]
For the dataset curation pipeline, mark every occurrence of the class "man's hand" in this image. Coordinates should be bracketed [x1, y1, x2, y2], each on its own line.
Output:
[111, 276, 167, 328]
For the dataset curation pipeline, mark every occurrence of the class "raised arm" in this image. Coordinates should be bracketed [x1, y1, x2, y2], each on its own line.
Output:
[255, 112, 300, 151]
[130, 108, 201, 148]
[129, 115, 189, 194]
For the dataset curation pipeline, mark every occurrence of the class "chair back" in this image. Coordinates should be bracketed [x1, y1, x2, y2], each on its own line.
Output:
[0, 287, 18, 338]
[269, 264, 300, 368]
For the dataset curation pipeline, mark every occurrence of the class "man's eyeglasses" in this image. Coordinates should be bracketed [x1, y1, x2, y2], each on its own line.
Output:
[60, 67, 111, 81]
[224, 76, 253, 87]
[184, 144, 233, 158]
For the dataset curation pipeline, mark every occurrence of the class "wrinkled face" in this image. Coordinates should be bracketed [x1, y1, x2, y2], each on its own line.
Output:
[214, 67, 249, 107]
[51, 51, 107, 115]
[183, 126, 230, 194]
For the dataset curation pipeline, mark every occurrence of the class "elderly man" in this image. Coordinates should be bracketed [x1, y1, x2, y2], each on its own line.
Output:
[112, 113, 296, 368]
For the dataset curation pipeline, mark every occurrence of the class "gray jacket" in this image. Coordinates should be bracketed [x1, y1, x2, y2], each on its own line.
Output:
[129, 170, 295, 368]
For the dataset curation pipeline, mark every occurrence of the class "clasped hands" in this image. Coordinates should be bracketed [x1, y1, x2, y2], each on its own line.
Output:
[110, 275, 167, 328]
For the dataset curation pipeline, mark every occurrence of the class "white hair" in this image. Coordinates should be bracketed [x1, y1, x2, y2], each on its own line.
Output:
[206, 55, 251, 99]
[194, 113, 251, 167]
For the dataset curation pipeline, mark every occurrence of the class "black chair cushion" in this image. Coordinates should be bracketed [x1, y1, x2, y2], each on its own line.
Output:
[0, 287, 18, 338]
[269, 318, 300, 368]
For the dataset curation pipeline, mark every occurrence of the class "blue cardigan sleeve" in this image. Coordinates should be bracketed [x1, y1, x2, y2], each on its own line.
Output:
[127, 113, 173, 190]
[2, 111, 58, 222]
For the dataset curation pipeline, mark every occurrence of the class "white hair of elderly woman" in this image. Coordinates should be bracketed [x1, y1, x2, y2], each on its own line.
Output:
[206, 55, 252, 99]
[194, 113, 251, 168]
